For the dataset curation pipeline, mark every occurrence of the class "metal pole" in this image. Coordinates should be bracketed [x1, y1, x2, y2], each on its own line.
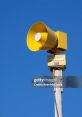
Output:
[53, 69, 63, 117]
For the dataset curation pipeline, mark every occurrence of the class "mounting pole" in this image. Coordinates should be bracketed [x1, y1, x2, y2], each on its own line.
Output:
[53, 69, 63, 117]
[48, 54, 66, 117]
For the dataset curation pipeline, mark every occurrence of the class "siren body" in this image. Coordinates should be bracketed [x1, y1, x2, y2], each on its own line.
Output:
[26, 22, 67, 54]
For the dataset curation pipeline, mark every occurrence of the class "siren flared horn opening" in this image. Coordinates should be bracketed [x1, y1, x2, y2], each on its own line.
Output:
[26, 22, 58, 51]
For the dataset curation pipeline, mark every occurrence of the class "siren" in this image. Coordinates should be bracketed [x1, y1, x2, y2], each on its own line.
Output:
[26, 22, 67, 54]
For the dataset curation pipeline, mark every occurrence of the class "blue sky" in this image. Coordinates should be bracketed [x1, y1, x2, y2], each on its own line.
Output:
[0, 0, 82, 117]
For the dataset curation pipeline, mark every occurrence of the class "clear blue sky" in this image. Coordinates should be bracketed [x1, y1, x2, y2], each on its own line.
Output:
[0, 0, 82, 117]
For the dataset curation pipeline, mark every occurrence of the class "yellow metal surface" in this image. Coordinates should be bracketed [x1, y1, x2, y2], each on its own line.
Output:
[26, 22, 48, 51]
[48, 55, 66, 67]
[26, 22, 67, 54]
[26, 22, 58, 51]
[55, 31, 67, 50]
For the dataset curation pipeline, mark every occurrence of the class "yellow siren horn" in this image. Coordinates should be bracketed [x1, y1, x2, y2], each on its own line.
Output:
[26, 22, 67, 54]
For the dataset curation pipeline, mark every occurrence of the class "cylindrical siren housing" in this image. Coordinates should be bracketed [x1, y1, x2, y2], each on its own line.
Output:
[26, 22, 58, 51]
